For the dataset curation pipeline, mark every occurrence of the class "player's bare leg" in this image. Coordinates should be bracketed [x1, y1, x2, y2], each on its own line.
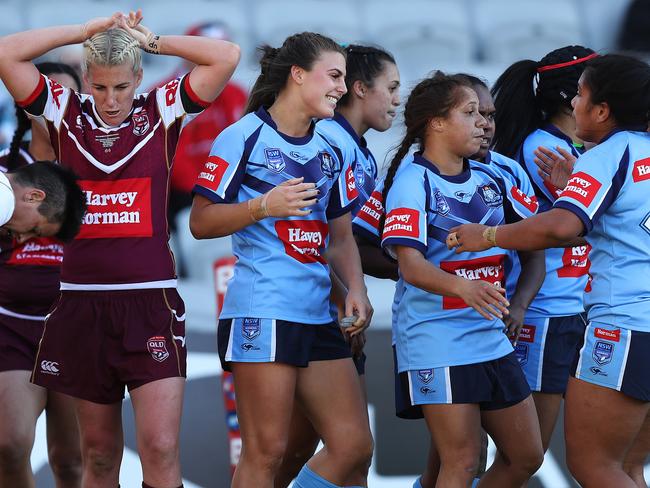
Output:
[131, 377, 185, 487]
[479, 395, 543, 487]
[231, 362, 297, 488]
[0, 370, 46, 488]
[46, 391, 82, 487]
[565, 377, 649, 488]
[75, 399, 124, 488]
[297, 358, 373, 487]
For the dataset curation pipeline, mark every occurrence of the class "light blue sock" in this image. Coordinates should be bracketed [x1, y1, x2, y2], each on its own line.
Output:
[471, 477, 480, 488]
[294, 465, 338, 488]
[412, 476, 424, 488]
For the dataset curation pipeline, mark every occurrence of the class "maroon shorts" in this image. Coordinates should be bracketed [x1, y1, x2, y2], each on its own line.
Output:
[0, 312, 45, 372]
[32, 289, 187, 404]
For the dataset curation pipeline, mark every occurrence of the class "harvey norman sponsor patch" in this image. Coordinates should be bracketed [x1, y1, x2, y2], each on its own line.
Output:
[77, 178, 152, 239]
[439, 254, 505, 309]
[197, 156, 230, 192]
[632, 158, 650, 183]
[356, 190, 383, 230]
[383, 208, 419, 239]
[275, 220, 329, 264]
[559, 172, 602, 207]
[7, 237, 63, 266]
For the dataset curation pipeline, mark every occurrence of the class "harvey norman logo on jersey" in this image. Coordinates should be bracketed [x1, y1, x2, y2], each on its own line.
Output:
[383, 208, 420, 239]
[275, 220, 329, 264]
[77, 178, 152, 239]
[632, 158, 650, 182]
[357, 190, 384, 231]
[439, 255, 505, 309]
[560, 172, 602, 207]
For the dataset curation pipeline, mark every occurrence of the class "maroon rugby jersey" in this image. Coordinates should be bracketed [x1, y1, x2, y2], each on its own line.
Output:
[0, 146, 62, 316]
[20, 74, 207, 289]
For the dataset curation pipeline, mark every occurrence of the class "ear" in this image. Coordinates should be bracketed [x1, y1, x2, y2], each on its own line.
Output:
[593, 101, 611, 124]
[352, 79, 366, 99]
[428, 117, 445, 133]
[23, 188, 46, 203]
[290, 65, 305, 85]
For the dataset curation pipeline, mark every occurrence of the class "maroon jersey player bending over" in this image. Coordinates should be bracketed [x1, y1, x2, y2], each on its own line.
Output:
[0, 10, 240, 488]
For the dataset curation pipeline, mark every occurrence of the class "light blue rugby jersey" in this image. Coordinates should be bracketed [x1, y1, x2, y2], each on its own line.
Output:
[193, 107, 358, 324]
[516, 125, 591, 318]
[380, 153, 538, 370]
[317, 112, 378, 218]
[484, 150, 540, 298]
[554, 129, 650, 332]
[351, 177, 404, 346]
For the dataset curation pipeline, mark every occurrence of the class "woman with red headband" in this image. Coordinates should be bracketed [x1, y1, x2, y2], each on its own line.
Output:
[489, 45, 597, 460]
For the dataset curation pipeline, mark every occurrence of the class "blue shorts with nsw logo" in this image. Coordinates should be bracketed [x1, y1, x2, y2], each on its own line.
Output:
[217, 318, 351, 371]
[400, 352, 530, 410]
[573, 323, 650, 401]
[514, 313, 586, 393]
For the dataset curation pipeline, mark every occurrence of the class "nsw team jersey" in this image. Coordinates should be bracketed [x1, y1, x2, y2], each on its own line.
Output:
[483, 150, 540, 298]
[554, 129, 650, 331]
[381, 153, 538, 370]
[516, 126, 591, 317]
[193, 107, 357, 323]
[19, 73, 206, 290]
[317, 112, 378, 217]
[0, 148, 62, 316]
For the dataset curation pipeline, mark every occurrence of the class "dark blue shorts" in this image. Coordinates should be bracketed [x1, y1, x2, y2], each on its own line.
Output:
[515, 313, 586, 393]
[217, 318, 351, 371]
[572, 322, 650, 402]
[393, 346, 423, 419]
[399, 352, 531, 411]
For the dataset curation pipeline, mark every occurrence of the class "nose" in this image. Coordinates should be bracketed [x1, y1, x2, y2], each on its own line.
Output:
[337, 78, 347, 95]
[571, 95, 577, 109]
[476, 113, 488, 128]
[393, 91, 401, 107]
[106, 89, 118, 107]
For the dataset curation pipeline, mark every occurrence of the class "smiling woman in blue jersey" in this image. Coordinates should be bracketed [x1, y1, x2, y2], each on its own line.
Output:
[449, 54, 650, 488]
[190, 32, 373, 488]
[379, 71, 544, 487]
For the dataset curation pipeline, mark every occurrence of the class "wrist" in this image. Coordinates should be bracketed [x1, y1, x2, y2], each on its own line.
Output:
[482, 225, 498, 247]
[247, 196, 266, 222]
[144, 32, 162, 54]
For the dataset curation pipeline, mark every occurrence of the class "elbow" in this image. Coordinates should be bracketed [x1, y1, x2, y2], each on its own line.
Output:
[548, 219, 581, 243]
[223, 42, 241, 69]
[189, 214, 209, 240]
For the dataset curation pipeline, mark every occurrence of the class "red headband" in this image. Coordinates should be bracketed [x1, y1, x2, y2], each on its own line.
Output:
[537, 53, 599, 73]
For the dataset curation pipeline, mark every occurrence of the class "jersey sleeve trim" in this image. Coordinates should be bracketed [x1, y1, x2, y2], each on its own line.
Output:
[180, 74, 210, 113]
[16, 75, 46, 114]
[352, 223, 381, 246]
[554, 200, 592, 234]
[192, 184, 228, 204]
[326, 201, 354, 219]
[382, 236, 427, 256]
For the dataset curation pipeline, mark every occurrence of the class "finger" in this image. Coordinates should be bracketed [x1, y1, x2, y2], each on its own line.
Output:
[472, 306, 493, 320]
[533, 156, 551, 172]
[292, 182, 317, 192]
[279, 177, 304, 186]
[536, 146, 558, 160]
[296, 197, 318, 208]
[556, 146, 575, 161]
[290, 208, 312, 217]
[537, 168, 551, 182]
[449, 225, 461, 233]
[482, 303, 503, 319]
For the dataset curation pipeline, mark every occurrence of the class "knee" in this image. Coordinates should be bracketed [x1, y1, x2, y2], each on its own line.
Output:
[49, 444, 82, 484]
[502, 444, 544, 477]
[329, 430, 374, 470]
[242, 438, 288, 474]
[83, 437, 122, 477]
[139, 431, 179, 466]
[0, 431, 33, 468]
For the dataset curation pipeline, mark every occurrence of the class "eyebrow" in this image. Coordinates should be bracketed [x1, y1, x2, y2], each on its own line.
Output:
[328, 68, 344, 75]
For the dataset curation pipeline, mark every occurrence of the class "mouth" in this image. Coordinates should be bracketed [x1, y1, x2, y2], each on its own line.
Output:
[325, 95, 339, 106]
[480, 136, 490, 147]
[104, 109, 120, 118]
[387, 111, 396, 118]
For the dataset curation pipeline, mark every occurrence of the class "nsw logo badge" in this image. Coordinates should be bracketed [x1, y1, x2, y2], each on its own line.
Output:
[264, 148, 285, 173]
[592, 340, 614, 366]
[241, 318, 261, 341]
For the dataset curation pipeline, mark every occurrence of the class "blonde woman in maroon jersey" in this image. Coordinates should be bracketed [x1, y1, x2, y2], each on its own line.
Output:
[0, 10, 240, 488]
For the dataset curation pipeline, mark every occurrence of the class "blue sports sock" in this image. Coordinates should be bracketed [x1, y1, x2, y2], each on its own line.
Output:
[294, 465, 339, 488]
[412, 476, 424, 488]
[471, 478, 480, 488]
